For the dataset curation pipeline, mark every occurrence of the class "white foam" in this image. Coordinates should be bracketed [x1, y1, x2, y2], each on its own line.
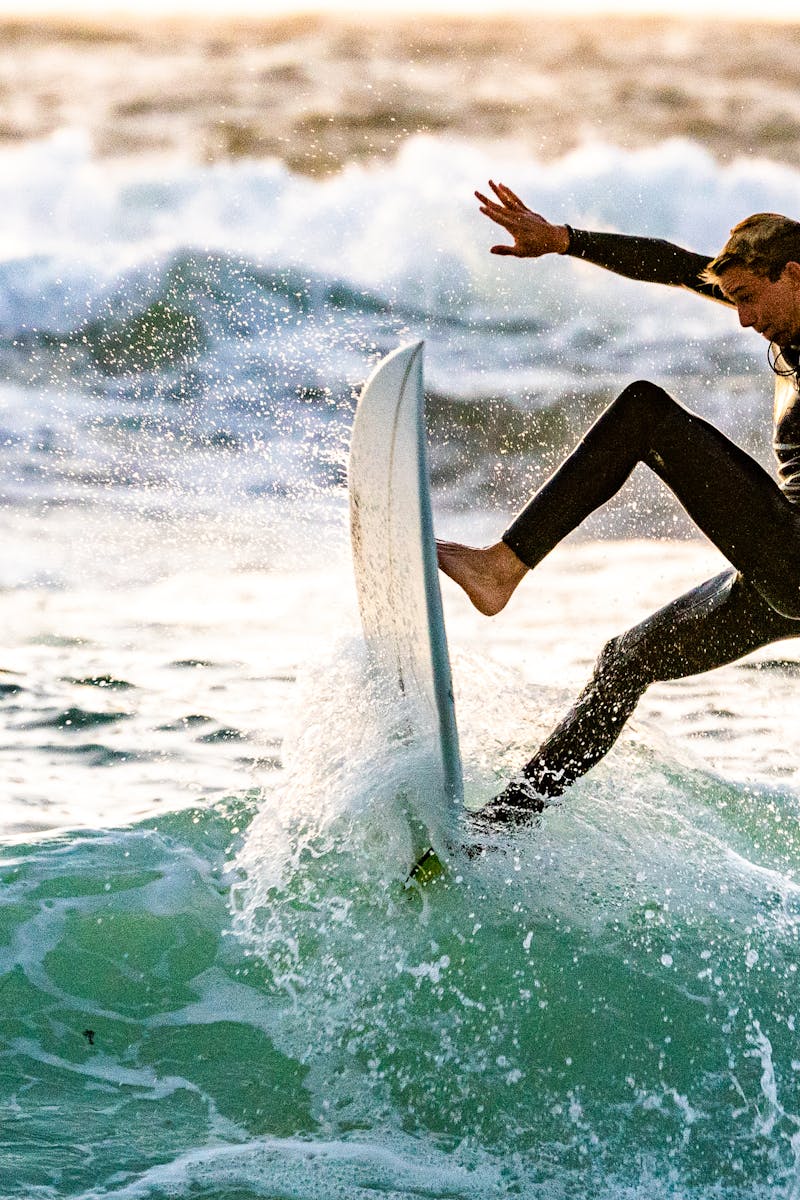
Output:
[2, 131, 797, 348]
[68, 1132, 503, 1200]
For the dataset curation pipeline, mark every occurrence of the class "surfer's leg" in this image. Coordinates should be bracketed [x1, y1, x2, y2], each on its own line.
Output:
[504, 381, 800, 618]
[480, 569, 800, 826]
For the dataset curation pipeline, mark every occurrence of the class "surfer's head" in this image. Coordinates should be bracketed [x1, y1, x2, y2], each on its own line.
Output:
[703, 213, 800, 285]
[704, 214, 800, 347]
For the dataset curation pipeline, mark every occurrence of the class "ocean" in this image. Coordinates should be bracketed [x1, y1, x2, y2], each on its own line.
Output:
[3, 13, 800, 1198]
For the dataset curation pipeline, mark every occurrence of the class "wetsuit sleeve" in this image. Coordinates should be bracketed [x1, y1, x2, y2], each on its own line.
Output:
[565, 226, 732, 305]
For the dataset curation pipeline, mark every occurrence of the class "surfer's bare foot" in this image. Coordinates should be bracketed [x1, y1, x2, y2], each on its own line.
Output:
[436, 539, 528, 616]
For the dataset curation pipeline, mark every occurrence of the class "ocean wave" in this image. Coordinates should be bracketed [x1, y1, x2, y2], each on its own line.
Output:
[2, 711, 799, 1198]
[2, 604, 800, 1196]
[1, 134, 798, 513]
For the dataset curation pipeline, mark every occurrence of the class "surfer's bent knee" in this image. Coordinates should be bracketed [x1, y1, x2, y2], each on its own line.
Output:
[613, 379, 678, 426]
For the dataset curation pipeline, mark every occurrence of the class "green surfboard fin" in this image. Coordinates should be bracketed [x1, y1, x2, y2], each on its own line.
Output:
[407, 846, 446, 885]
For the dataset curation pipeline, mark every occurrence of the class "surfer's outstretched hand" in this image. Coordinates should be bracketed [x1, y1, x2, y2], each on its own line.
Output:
[475, 181, 570, 258]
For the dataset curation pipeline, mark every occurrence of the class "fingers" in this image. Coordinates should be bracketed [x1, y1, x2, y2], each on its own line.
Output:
[475, 195, 523, 232]
[475, 183, 525, 214]
[476, 180, 545, 256]
[476, 183, 539, 235]
[475, 190, 507, 219]
[488, 180, 527, 211]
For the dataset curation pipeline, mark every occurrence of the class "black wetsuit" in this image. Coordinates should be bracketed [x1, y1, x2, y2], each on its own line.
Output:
[484, 228, 800, 825]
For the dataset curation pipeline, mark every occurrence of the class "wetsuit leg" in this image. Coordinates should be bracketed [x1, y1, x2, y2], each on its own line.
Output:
[480, 569, 800, 827]
[503, 381, 800, 619]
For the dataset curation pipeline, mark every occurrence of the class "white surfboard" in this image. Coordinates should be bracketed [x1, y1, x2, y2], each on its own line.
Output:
[349, 341, 463, 870]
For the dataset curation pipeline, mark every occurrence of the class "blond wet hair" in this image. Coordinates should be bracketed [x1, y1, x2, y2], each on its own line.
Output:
[703, 213, 800, 285]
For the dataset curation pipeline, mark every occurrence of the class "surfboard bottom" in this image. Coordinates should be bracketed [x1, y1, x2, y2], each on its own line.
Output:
[349, 342, 464, 879]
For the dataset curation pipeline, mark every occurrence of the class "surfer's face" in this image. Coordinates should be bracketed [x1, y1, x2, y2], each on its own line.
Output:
[722, 263, 800, 347]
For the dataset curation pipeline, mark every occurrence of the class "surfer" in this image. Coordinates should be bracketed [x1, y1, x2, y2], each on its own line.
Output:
[438, 181, 800, 825]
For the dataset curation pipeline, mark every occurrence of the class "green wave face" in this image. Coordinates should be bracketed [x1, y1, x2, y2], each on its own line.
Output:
[3, 754, 800, 1200]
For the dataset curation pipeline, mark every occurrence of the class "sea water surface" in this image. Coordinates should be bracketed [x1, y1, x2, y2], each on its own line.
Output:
[3, 16, 800, 1199]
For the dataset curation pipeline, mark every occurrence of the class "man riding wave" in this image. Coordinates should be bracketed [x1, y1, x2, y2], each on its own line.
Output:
[439, 183, 800, 824]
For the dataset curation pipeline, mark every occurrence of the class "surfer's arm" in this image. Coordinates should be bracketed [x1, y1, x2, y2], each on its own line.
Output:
[564, 227, 730, 304]
[476, 181, 731, 305]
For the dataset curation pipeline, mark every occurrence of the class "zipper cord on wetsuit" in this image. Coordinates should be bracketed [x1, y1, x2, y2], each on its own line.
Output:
[768, 340, 800, 380]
